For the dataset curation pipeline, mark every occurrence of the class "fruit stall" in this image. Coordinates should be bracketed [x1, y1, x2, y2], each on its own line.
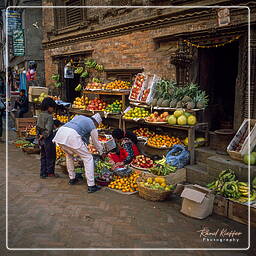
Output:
[15, 61, 256, 226]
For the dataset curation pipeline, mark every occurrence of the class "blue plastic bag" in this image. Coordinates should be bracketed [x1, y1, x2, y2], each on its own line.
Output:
[166, 144, 190, 168]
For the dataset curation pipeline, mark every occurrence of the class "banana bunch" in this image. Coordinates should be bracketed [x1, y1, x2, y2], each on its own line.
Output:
[155, 156, 166, 165]
[218, 169, 236, 182]
[207, 170, 256, 203]
[74, 67, 84, 74]
[234, 182, 256, 203]
[207, 169, 237, 191]
[95, 64, 104, 71]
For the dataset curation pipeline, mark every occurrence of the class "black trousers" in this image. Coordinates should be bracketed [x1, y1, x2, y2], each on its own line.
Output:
[14, 102, 28, 118]
[40, 135, 56, 176]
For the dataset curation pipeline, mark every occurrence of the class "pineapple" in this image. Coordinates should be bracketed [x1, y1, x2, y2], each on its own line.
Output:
[194, 91, 209, 109]
[186, 101, 195, 110]
[182, 96, 193, 103]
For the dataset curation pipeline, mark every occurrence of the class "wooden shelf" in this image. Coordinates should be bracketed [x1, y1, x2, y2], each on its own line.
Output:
[129, 101, 205, 112]
[69, 108, 121, 120]
[121, 118, 208, 165]
[83, 90, 130, 96]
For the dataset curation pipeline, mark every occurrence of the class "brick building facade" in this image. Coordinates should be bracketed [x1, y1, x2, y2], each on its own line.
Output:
[42, 0, 256, 130]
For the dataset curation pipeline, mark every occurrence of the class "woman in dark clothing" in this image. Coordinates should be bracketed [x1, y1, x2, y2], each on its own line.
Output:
[108, 129, 140, 168]
[36, 97, 58, 178]
[12, 89, 29, 118]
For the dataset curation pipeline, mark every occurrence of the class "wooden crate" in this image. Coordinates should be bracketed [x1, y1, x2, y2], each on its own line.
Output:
[28, 86, 48, 102]
[227, 119, 256, 160]
[228, 200, 256, 228]
[213, 195, 229, 217]
[15, 118, 37, 137]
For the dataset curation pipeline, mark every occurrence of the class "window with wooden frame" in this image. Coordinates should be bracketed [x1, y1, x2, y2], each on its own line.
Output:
[54, 0, 86, 31]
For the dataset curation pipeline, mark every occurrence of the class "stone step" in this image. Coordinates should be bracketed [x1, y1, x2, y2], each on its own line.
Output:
[195, 147, 217, 165]
[186, 164, 209, 186]
[207, 155, 256, 181]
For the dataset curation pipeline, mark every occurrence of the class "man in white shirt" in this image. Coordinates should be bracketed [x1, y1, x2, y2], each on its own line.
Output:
[53, 113, 105, 193]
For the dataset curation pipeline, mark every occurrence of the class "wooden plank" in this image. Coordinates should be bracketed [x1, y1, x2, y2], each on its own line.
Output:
[213, 195, 229, 217]
[188, 126, 195, 164]
[228, 200, 256, 227]
[83, 90, 129, 96]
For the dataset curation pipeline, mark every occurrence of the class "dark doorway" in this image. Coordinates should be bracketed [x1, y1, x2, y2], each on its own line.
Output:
[198, 41, 239, 131]
[65, 74, 81, 103]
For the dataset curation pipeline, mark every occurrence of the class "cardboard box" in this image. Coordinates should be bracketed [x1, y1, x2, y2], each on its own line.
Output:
[100, 135, 116, 152]
[180, 184, 215, 219]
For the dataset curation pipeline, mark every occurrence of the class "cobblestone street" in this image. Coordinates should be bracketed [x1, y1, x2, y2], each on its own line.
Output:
[0, 130, 255, 256]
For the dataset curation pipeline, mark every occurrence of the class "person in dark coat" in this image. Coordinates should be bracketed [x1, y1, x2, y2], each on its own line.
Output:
[12, 89, 29, 118]
[36, 97, 58, 179]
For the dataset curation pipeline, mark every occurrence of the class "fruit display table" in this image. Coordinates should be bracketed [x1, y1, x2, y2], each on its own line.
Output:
[123, 118, 208, 165]
[83, 90, 129, 112]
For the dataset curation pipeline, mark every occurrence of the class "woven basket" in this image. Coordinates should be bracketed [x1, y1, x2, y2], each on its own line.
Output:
[227, 150, 243, 161]
[137, 177, 172, 201]
[22, 147, 40, 154]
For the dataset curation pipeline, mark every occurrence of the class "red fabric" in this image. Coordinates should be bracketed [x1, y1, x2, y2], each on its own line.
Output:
[132, 144, 140, 156]
[109, 148, 127, 163]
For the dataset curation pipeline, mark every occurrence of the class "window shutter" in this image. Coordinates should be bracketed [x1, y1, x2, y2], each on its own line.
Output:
[65, 0, 82, 27]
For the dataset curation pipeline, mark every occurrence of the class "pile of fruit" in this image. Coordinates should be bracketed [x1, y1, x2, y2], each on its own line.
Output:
[130, 74, 145, 100]
[98, 135, 111, 142]
[87, 98, 108, 111]
[207, 170, 256, 203]
[145, 111, 169, 123]
[149, 156, 177, 176]
[167, 110, 197, 126]
[123, 107, 150, 119]
[95, 159, 113, 174]
[106, 80, 131, 90]
[183, 137, 206, 147]
[86, 82, 106, 90]
[151, 80, 208, 109]
[139, 176, 174, 192]
[21, 142, 37, 149]
[147, 134, 182, 148]
[243, 151, 256, 165]
[55, 115, 68, 123]
[88, 144, 98, 154]
[133, 128, 155, 138]
[33, 92, 48, 104]
[56, 145, 65, 159]
[97, 123, 109, 130]
[72, 96, 89, 109]
[14, 139, 30, 148]
[131, 155, 154, 169]
[48, 95, 60, 101]
[97, 172, 114, 183]
[108, 173, 140, 193]
[28, 126, 36, 136]
[140, 88, 150, 102]
[105, 100, 122, 113]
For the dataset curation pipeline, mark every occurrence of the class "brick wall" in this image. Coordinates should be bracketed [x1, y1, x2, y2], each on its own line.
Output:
[42, 0, 254, 87]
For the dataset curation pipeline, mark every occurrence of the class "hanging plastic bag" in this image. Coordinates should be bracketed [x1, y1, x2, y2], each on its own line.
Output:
[166, 144, 190, 169]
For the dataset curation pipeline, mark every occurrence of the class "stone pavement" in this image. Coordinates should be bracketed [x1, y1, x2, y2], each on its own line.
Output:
[0, 131, 256, 256]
